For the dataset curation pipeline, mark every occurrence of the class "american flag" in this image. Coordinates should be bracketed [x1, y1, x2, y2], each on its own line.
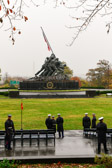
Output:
[41, 27, 52, 52]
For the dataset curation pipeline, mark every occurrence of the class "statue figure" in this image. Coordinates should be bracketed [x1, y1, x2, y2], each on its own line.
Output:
[34, 53, 67, 79]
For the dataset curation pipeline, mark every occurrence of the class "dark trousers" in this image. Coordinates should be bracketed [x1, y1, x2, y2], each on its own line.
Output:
[98, 141, 107, 153]
[5, 134, 12, 150]
[58, 130, 64, 138]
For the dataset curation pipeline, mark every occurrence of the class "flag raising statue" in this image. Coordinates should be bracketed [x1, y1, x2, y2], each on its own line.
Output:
[41, 27, 53, 53]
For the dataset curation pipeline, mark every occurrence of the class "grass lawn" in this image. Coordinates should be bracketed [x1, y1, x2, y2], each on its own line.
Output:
[0, 98, 112, 130]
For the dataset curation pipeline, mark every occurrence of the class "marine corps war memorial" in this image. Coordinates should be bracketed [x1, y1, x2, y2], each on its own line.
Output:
[1, 28, 112, 165]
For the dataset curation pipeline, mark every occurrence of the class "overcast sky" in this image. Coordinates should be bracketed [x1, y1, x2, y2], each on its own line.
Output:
[0, 2, 112, 79]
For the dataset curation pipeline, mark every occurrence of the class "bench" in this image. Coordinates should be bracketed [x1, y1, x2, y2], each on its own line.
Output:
[0, 129, 55, 147]
[0, 131, 6, 146]
[106, 93, 112, 97]
[84, 128, 112, 138]
[83, 128, 97, 137]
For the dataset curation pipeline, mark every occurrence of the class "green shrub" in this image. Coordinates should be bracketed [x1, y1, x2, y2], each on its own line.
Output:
[96, 90, 112, 95]
[95, 154, 112, 168]
[0, 159, 18, 168]
[81, 87, 105, 89]
[0, 91, 9, 96]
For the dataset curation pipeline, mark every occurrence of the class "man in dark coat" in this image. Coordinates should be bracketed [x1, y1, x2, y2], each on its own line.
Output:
[82, 113, 91, 129]
[51, 116, 56, 133]
[45, 114, 52, 129]
[56, 113, 64, 138]
[92, 113, 97, 128]
[5, 114, 15, 150]
[96, 117, 108, 154]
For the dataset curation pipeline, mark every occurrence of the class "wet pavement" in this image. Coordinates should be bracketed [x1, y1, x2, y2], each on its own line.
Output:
[0, 130, 112, 161]
[19, 92, 87, 98]
[20, 91, 86, 96]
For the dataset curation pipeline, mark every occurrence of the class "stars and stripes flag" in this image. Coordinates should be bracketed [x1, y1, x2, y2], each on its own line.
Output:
[41, 27, 53, 53]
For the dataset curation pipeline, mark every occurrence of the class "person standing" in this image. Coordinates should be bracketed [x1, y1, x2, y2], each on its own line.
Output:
[96, 117, 108, 154]
[5, 114, 15, 150]
[56, 113, 64, 138]
[82, 113, 91, 129]
[51, 116, 56, 133]
[45, 114, 52, 129]
[92, 113, 97, 128]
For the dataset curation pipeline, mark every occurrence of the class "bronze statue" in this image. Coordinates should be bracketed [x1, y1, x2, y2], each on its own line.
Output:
[35, 53, 67, 79]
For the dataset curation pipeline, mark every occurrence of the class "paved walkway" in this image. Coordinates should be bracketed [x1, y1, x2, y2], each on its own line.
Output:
[0, 130, 112, 162]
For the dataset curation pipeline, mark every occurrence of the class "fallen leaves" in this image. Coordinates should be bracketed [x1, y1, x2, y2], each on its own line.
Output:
[19, 163, 98, 168]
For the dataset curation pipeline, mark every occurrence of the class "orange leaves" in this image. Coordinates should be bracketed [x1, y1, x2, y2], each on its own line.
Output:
[0, 5, 1, 11]
[9, 9, 13, 13]
[5, 8, 13, 16]
[5, 9, 9, 16]
[13, 27, 16, 31]
[0, 18, 3, 23]
[24, 16, 28, 22]
[18, 31, 21, 35]
[7, 0, 10, 5]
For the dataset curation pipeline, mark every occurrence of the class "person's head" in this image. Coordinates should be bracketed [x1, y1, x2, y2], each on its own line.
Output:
[48, 114, 51, 118]
[57, 113, 61, 117]
[99, 117, 104, 123]
[45, 57, 49, 61]
[85, 113, 88, 117]
[50, 53, 55, 59]
[52, 116, 55, 120]
[8, 114, 12, 120]
[92, 113, 95, 117]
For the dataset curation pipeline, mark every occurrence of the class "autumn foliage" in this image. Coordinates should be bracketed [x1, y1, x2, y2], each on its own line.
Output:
[71, 76, 81, 87]
[7, 0, 10, 5]
[0, 0, 29, 44]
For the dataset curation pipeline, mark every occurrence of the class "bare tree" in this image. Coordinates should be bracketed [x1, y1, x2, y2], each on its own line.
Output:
[0, 0, 36, 44]
[0, 0, 112, 45]
[62, 0, 112, 45]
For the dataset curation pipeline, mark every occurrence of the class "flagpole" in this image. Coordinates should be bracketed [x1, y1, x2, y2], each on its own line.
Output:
[41, 27, 54, 54]
[21, 99, 23, 130]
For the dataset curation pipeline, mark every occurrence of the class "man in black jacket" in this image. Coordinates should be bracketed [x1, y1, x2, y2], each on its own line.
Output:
[5, 114, 15, 150]
[56, 113, 64, 138]
[82, 113, 91, 129]
[51, 116, 56, 133]
[45, 114, 52, 129]
[96, 117, 108, 154]
[92, 113, 97, 128]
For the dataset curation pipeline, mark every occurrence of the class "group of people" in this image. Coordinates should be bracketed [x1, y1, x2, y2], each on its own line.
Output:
[45, 113, 64, 138]
[4, 112, 108, 154]
[4, 113, 64, 150]
[83, 113, 108, 154]
[82, 113, 97, 129]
